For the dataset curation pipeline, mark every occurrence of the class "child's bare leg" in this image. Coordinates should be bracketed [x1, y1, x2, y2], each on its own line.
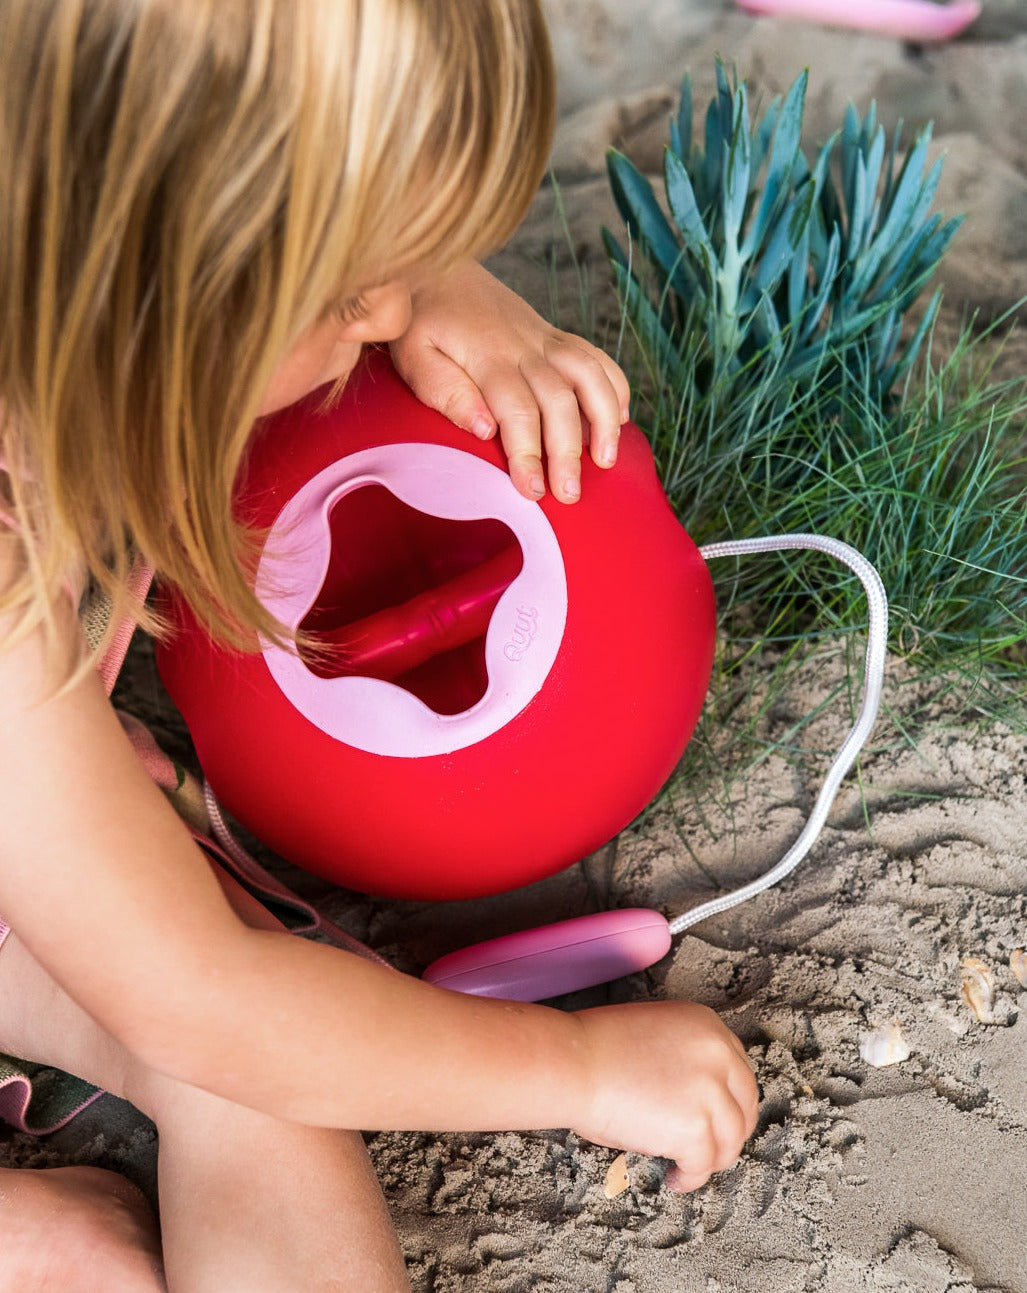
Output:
[147, 1088, 409, 1293]
[0, 1163, 166, 1293]
[0, 929, 410, 1293]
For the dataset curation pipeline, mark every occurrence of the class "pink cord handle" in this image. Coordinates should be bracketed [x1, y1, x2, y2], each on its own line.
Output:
[735, 0, 981, 41]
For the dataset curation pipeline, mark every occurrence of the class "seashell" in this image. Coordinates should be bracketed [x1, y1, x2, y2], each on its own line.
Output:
[1011, 949, 1027, 989]
[603, 1152, 630, 1199]
[959, 957, 995, 1023]
[858, 1019, 911, 1068]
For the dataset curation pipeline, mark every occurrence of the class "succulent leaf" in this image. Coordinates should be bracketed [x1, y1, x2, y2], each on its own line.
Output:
[753, 293, 785, 362]
[802, 226, 840, 342]
[749, 98, 780, 186]
[664, 149, 716, 268]
[672, 73, 693, 164]
[753, 185, 809, 296]
[722, 99, 752, 251]
[788, 223, 811, 327]
[742, 70, 807, 263]
[607, 150, 685, 292]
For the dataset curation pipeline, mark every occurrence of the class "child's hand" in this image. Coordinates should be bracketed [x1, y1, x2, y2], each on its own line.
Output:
[570, 1002, 759, 1193]
[389, 261, 630, 504]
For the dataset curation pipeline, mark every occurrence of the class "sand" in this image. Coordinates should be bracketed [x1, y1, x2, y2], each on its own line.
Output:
[4, 3, 1026, 1290]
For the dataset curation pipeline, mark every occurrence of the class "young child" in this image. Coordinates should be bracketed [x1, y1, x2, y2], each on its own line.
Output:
[0, 1, 759, 1289]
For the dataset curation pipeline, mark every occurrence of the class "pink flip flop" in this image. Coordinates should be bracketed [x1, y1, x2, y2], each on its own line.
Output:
[734, 0, 981, 42]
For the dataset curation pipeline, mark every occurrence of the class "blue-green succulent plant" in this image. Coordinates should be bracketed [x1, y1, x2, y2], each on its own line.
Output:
[604, 60, 962, 403]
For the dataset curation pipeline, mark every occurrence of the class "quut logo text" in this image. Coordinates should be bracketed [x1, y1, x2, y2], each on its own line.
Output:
[503, 607, 539, 662]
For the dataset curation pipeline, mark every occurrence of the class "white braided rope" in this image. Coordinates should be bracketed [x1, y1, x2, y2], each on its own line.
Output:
[668, 534, 888, 936]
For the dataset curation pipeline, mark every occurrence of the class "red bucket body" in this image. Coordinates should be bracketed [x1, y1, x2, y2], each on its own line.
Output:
[156, 352, 715, 900]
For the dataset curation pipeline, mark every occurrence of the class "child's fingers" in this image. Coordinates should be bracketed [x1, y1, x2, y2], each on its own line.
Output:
[665, 1075, 757, 1194]
[393, 339, 550, 502]
[390, 342, 498, 443]
[731, 1064, 761, 1137]
[393, 331, 629, 505]
[664, 1161, 714, 1194]
[553, 336, 631, 420]
[660, 1113, 722, 1195]
[722, 1040, 761, 1144]
[541, 344, 625, 475]
[663, 1122, 747, 1194]
[472, 363, 548, 501]
[516, 355, 586, 504]
[577, 343, 631, 438]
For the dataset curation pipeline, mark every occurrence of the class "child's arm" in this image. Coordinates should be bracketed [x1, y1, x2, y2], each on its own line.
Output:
[0, 554, 756, 1193]
[390, 261, 630, 505]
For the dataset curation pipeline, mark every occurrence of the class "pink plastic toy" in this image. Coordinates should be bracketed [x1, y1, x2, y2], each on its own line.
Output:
[156, 350, 716, 901]
[734, 0, 981, 41]
[421, 909, 673, 1001]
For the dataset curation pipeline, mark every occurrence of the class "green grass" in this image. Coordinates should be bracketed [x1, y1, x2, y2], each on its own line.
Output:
[642, 306, 1026, 650]
[619, 292, 1027, 816]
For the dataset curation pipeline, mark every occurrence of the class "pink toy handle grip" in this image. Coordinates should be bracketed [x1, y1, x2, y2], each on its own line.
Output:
[311, 545, 523, 681]
[422, 909, 673, 1002]
[734, 0, 980, 41]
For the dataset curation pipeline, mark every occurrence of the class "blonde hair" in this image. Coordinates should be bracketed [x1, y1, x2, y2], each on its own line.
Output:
[0, 0, 555, 662]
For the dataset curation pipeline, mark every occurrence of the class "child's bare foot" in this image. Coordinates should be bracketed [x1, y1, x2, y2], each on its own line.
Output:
[0, 1164, 166, 1292]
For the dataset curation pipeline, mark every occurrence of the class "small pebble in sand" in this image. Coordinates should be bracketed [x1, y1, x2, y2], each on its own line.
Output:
[603, 1152, 631, 1199]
